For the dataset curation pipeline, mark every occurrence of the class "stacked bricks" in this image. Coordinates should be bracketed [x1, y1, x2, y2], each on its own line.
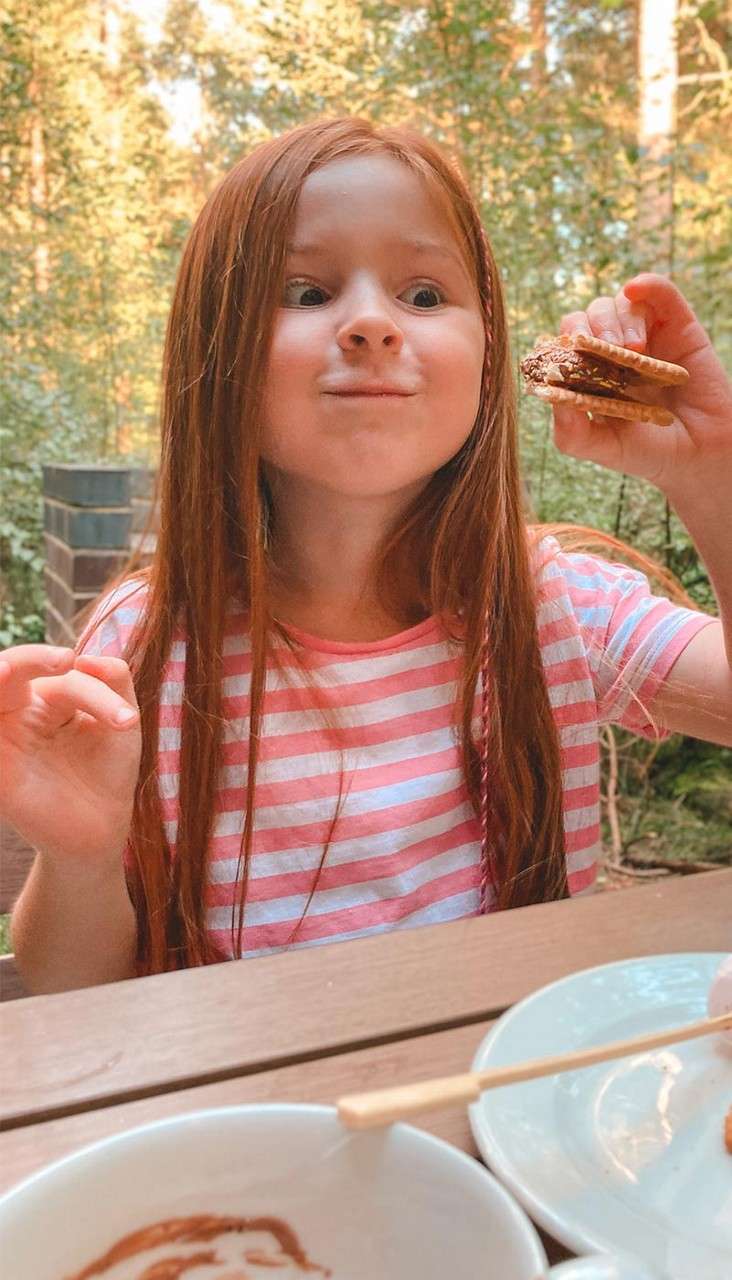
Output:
[43, 465, 157, 645]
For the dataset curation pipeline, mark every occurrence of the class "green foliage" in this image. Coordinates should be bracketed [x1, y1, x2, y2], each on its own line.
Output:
[599, 725, 732, 867]
[1, 0, 730, 864]
[602, 732, 732, 864]
[0, 457, 45, 648]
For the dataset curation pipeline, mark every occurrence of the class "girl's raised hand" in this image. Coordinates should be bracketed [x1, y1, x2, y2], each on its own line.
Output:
[0, 645, 141, 868]
[551, 273, 732, 502]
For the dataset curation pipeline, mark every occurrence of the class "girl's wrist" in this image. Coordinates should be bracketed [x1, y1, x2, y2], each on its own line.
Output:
[663, 473, 730, 528]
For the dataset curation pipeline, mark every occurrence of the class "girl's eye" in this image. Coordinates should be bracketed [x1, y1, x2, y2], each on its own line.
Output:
[400, 282, 445, 309]
[283, 279, 330, 307]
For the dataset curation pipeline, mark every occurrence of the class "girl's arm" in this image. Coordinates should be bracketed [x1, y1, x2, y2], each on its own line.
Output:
[649, 622, 732, 746]
[552, 273, 732, 747]
[650, 474, 732, 745]
[12, 848, 137, 993]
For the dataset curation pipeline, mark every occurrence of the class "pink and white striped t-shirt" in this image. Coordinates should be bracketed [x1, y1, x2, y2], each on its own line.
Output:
[79, 539, 713, 958]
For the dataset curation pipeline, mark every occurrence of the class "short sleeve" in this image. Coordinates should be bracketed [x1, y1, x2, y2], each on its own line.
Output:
[76, 578, 149, 660]
[556, 548, 715, 738]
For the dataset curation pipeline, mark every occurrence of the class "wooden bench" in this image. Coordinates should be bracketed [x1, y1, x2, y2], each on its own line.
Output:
[0, 818, 33, 1000]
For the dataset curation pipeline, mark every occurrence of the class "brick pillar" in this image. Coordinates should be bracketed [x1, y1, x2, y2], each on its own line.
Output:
[43, 464, 157, 645]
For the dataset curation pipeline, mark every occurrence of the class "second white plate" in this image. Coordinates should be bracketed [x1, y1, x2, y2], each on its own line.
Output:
[469, 952, 732, 1280]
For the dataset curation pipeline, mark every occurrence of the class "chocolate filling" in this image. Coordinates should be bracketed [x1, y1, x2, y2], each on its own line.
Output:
[521, 340, 638, 399]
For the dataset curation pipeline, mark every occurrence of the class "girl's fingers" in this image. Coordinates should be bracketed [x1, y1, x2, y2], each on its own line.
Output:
[0, 646, 75, 712]
[623, 273, 698, 328]
[560, 275, 704, 361]
[623, 273, 711, 367]
[585, 296, 624, 345]
[0, 648, 138, 728]
[30, 668, 139, 731]
[614, 291, 647, 350]
[552, 404, 626, 472]
[73, 653, 137, 703]
[559, 294, 647, 352]
[0, 644, 74, 679]
[559, 310, 592, 338]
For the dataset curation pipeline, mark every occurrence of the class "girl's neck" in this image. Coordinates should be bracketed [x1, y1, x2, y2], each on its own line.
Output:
[265, 478, 428, 642]
[269, 583, 428, 644]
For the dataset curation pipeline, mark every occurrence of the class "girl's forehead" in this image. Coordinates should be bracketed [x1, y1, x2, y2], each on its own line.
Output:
[292, 154, 460, 245]
[302, 152, 419, 196]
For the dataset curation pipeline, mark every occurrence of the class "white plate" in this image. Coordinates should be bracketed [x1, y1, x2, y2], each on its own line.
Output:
[469, 952, 732, 1280]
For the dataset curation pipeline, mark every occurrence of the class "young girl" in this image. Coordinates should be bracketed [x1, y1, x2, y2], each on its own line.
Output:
[4, 117, 731, 993]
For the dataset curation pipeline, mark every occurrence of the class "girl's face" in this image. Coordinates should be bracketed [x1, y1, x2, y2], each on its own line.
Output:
[261, 154, 485, 503]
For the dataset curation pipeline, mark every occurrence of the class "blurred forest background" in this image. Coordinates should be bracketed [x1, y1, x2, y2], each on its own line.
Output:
[1, 0, 731, 890]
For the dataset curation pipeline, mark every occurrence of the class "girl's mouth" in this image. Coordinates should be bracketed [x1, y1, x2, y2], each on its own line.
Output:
[322, 380, 418, 397]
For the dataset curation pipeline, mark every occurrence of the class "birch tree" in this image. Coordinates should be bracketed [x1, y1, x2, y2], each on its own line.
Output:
[637, 0, 678, 272]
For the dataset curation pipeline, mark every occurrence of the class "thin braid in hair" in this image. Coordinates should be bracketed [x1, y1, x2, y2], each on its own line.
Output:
[477, 221, 494, 913]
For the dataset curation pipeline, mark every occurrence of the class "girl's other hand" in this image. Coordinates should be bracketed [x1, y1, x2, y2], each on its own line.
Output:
[0, 645, 141, 869]
[551, 273, 732, 502]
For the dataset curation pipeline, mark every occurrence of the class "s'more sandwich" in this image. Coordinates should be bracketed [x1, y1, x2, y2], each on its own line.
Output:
[520, 332, 689, 427]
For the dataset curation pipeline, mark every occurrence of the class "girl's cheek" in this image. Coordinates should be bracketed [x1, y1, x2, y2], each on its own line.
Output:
[270, 318, 330, 372]
[419, 322, 483, 381]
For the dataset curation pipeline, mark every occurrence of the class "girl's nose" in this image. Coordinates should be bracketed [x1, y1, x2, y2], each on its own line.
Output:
[336, 300, 404, 354]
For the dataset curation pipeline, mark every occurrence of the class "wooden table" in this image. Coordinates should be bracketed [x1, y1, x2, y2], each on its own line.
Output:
[1, 869, 730, 1265]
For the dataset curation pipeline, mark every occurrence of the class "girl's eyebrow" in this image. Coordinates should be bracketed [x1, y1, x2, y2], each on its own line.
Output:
[286, 237, 464, 269]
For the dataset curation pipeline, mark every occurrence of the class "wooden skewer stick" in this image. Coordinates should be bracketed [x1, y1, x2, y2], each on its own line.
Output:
[337, 1011, 732, 1130]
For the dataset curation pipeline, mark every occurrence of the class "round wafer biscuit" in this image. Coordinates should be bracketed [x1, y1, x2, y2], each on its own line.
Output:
[561, 332, 689, 386]
[527, 382, 675, 426]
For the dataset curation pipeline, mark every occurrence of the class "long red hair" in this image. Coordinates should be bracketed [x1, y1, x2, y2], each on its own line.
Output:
[79, 118, 687, 973]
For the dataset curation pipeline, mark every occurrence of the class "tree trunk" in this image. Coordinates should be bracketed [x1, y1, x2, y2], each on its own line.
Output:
[529, 0, 547, 94]
[101, 0, 122, 161]
[637, 0, 679, 581]
[28, 78, 49, 294]
[637, 0, 678, 271]
[100, 0, 124, 454]
[602, 727, 624, 866]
